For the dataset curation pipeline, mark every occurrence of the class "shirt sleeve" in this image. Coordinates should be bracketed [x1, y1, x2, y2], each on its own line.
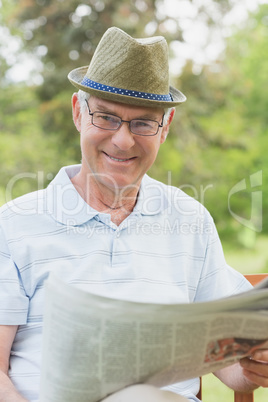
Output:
[0, 221, 29, 325]
[194, 217, 252, 302]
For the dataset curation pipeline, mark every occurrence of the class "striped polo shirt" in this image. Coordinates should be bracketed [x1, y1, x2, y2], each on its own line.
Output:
[0, 165, 251, 401]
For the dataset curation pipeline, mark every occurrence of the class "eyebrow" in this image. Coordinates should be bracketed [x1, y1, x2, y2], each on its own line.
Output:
[91, 101, 160, 121]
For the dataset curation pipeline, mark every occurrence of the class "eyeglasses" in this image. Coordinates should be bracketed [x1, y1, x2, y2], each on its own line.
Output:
[85, 100, 164, 136]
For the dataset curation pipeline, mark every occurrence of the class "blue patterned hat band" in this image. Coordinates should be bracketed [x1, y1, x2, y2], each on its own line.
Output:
[80, 77, 173, 102]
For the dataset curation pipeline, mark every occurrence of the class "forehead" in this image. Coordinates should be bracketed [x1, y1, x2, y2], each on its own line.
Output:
[89, 96, 164, 118]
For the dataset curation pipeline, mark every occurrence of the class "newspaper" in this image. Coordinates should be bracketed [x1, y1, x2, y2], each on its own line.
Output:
[40, 273, 268, 402]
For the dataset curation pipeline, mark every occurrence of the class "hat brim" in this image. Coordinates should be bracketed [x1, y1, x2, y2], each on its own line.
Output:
[68, 66, 186, 108]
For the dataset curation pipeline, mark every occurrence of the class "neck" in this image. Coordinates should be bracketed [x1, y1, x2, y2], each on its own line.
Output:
[93, 191, 137, 214]
[71, 171, 140, 225]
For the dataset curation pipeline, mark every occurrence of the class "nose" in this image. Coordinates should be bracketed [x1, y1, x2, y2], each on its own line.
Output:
[111, 122, 135, 150]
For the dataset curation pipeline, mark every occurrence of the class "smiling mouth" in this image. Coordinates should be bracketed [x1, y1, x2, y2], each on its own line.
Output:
[104, 152, 135, 162]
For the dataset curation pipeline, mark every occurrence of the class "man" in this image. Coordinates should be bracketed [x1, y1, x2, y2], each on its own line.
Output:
[0, 27, 267, 402]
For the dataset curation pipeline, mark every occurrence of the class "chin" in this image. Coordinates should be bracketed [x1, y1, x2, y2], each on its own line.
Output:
[102, 177, 140, 193]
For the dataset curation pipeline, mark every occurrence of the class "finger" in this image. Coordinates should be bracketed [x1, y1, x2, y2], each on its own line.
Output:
[242, 367, 268, 388]
[240, 358, 268, 387]
[252, 349, 268, 363]
[240, 357, 268, 375]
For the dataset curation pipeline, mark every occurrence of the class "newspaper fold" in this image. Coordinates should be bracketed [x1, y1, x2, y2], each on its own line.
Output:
[40, 273, 268, 402]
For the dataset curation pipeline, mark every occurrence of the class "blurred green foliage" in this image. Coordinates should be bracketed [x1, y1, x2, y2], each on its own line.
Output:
[0, 0, 267, 248]
[151, 4, 268, 244]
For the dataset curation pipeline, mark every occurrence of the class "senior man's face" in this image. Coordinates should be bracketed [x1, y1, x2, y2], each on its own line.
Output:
[72, 94, 172, 195]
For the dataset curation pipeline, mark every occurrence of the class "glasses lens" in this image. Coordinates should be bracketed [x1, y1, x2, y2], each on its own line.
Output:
[93, 112, 121, 130]
[130, 119, 159, 136]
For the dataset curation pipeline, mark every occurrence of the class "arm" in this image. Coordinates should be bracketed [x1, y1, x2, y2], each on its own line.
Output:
[0, 325, 28, 402]
[214, 350, 268, 392]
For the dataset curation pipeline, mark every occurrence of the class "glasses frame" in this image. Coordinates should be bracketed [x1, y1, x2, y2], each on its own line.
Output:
[85, 99, 164, 137]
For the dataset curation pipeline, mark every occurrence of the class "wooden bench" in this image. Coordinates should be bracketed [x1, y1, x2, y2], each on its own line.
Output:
[196, 273, 268, 402]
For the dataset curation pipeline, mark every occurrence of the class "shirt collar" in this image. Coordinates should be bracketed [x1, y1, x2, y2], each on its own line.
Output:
[134, 174, 170, 216]
[46, 165, 170, 226]
[47, 165, 98, 226]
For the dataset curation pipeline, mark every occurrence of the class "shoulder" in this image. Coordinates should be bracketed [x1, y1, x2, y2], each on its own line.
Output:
[0, 164, 77, 223]
[141, 174, 213, 222]
[0, 190, 48, 240]
[0, 189, 47, 219]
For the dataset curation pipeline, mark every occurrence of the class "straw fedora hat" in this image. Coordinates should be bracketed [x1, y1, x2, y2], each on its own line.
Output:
[68, 27, 186, 108]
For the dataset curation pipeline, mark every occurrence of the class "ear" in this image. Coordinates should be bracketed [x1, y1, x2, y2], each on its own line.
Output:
[72, 93, 82, 132]
[160, 108, 175, 144]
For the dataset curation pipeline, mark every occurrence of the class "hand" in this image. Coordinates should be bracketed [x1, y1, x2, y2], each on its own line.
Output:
[240, 349, 268, 388]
